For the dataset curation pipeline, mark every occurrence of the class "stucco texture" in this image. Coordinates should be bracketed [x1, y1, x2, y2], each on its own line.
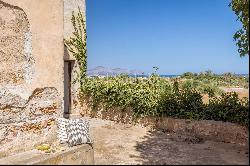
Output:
[0, 0, 86, 155]
[0, 0, 64, 154]
[1, 0, 64, 95]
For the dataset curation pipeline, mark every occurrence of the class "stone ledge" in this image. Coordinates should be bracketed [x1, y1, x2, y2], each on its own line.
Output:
[0, 144, 94, 165]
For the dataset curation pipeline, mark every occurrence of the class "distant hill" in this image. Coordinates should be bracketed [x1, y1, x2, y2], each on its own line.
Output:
[87, 66, 143, 76]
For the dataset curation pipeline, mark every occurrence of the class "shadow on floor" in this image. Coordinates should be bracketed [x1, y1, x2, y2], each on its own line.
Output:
[129, 130, 249, 165]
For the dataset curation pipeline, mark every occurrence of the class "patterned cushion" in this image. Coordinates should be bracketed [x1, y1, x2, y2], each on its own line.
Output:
[66, 120, 92, 147]
[56, 118, 70, 143]
[56, 118, 92, 146]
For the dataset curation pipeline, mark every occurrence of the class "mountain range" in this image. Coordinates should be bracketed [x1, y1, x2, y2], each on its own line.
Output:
[87, 66, 144, 76]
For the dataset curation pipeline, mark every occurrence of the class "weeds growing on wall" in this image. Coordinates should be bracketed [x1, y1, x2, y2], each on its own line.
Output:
[80, 74, 249, 126]
[64, 7, 87, 86]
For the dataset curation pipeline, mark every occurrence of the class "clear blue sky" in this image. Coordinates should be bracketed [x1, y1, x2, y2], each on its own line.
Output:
[86, 0, 249, 75]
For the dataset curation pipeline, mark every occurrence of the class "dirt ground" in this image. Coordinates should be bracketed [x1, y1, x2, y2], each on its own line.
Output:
[88, 118, 249, 165]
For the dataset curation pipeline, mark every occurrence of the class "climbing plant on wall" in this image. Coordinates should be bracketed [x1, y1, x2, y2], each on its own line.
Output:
[64, 7, 87, 86]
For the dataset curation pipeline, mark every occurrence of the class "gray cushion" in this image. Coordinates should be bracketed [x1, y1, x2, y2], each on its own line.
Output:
[66, 120, 92, 147]
[56, 118, 91, 145]
[56, 118, 70, 143]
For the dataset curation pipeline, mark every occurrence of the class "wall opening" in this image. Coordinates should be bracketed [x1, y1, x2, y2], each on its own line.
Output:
[64, 60, 75, 118]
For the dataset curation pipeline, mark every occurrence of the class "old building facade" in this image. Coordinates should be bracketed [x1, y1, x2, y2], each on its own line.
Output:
[0, 0, 85, 154]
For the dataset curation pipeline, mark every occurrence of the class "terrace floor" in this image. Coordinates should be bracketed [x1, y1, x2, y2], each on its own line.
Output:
[89, 118, 249, 165]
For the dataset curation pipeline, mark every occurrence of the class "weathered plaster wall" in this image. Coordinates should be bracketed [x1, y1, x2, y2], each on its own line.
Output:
[64, 0, 86, 40]
[0, 0, 64, 148]
[0, 2, 33, 85]
[64, 0, 86, 116]
[0, 0, 86, 155]
[0, 0, 64, 95]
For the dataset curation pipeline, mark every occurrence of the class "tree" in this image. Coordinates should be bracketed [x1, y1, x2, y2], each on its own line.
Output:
[182, 72, 194, 78]
[152, 66, 159, 74]
[205, 70, 213, 76]
[229, 0, 249, 57]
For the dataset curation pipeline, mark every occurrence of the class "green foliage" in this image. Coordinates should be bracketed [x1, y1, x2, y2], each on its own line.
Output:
[152, 66, 159, 73]
[182, 72, 194, 78]
[180, 71, 249, 89]
[161, 84, 204, 120]
[81, 75, 171, 117]
[204, 92, 249, 126]
[229, 0, 249, 57]
[64, 7, 87, 85]
[80, 74, 249, 126]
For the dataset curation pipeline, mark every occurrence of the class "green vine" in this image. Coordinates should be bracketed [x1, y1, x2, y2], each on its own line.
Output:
[64, 7, 87, 86]
[80, 74, 249, 126]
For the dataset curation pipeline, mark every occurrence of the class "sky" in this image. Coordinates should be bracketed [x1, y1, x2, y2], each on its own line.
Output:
[86, 0, 249, 75]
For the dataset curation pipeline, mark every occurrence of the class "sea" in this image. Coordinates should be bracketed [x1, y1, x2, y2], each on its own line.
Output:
[88, 74, 249, 78]
[129, 74, 180, 78]
[130, 74, 249, 78]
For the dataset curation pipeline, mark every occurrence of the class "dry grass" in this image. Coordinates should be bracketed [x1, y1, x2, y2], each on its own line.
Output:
[202, 88, 249, 104]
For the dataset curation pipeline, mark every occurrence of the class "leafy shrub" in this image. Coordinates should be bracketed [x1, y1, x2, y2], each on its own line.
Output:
[161, 83, 204, 120]
[204, 92, 249, 126]
[80, 75, 249, 126]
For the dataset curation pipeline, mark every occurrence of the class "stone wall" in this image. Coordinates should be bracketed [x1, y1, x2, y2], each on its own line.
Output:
[0, 0, 64, 136]
[0, 0, 78, 155]
[0, 0, 86, 156]
[79, 100, 249, 146]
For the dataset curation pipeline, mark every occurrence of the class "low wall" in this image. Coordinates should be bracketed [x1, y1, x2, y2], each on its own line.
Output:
[80, 101, 249, 146]
[0, 144, 94, 165]
[155, 117, 248, 145]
